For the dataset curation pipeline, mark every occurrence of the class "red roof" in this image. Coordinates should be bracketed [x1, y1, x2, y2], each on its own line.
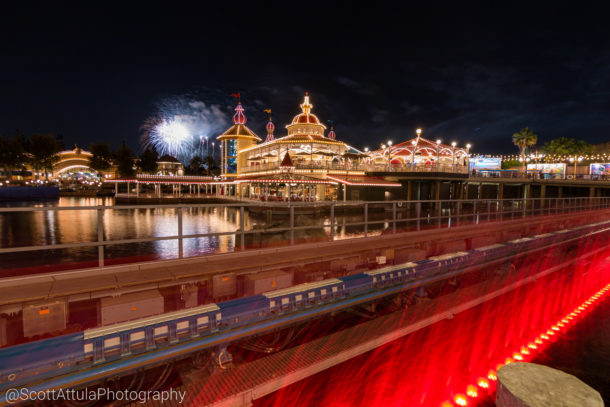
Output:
[280, 152, 294, 167]
[294, 114, 320, 124]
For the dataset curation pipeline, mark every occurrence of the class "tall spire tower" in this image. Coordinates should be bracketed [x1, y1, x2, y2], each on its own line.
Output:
[266, 118, 275, 142]
[217, 99, 261, 179]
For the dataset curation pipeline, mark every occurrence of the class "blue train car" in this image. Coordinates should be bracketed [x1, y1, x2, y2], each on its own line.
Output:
[0, 332, 84, 388]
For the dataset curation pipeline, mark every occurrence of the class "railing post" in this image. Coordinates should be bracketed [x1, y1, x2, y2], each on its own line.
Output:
[97, 207, 104, 267]
[330, 203, 335, 239]
[177, 207, 183, 258]
[416, 202, 421, 231]
[392, 202, 397, 233]
[240, 206, 245, 251]
[364, 203, 368, 237]
[487, 200, 491, 222]
[473, 199, 477, 223]
[456, 201, 461, 226]
[437, 199, 442, 228]
[290, 205, 294, 245]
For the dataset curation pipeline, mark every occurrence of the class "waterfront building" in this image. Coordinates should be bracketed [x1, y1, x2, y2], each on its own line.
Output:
[216, 93, 399, 201]
[156, 155, 185, 176]
[369, 135, 471, 174]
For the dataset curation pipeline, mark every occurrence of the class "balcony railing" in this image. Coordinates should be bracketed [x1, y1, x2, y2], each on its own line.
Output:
[241, 161, 469, 174]
[1, 197, 608, 270]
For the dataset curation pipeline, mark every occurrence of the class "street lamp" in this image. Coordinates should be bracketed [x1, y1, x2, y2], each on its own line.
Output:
[451, 141, 457, 168]
[436, 139, 441, 171]
[387, 140, 393, 170]
[411, 129, 422, 167]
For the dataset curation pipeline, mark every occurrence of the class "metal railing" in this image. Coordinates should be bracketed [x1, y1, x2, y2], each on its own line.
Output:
[240, 161, 469, 174]
[1, 197, 609, 269]
[470, 170, 610, 181]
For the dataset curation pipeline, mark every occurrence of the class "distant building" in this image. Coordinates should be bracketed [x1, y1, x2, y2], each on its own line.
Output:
[156, 155, 184, 176]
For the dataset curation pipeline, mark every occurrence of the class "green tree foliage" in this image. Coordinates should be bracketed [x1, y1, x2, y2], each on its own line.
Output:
[186, 156, 204, 175]
[115, 142, 136, 178]
[540, 137, 593, 156]
[89, 142, 113, 174]
[138, 147, 158, 174]
[204, 155, 218, 175]
[501, 159, 522, 169]
[29, 134, 61, 179]
[512, 127, 538, 159]
[0, 135, 26, 180]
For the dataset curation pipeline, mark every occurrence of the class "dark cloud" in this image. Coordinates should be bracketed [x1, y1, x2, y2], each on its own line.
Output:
[0, 2, 609, 154]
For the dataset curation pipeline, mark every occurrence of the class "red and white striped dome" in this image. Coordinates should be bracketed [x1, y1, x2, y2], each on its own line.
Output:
[233, 103, 246, 125]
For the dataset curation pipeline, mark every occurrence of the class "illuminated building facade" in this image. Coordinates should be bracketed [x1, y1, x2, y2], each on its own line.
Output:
[216, 93, 397, 201]
[216, 102, 261, 179]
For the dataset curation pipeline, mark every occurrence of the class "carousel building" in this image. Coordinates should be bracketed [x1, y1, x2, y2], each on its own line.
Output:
[369, 133, 471, 173]
[217, 93, 400, 201]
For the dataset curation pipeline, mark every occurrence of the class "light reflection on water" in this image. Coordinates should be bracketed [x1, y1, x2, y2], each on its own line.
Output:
[0, 198, 388, 274]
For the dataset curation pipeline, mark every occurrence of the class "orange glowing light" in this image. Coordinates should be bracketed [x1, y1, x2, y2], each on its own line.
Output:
[557, 322, 565, 327]
[505, 357, 514, 364]
[477, 378, 489, 389]
[528, 342, 538, 349]
[440, 402, 454, 407]
[513, 353, 523, 361]
[551, 326, 560, 331]
[546, 330, 555, 336]
[541, 334, 549, 340]
[520, 346, 530, 355]
[466, 385, 478, 398]
[487, 370, 497, 381]
[454, 394, 468, 406]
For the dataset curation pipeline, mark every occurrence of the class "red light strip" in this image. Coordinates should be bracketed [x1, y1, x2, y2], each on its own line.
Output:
[440, 282, 610, 406]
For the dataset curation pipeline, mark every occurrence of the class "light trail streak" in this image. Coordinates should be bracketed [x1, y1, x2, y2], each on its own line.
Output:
[255, 236, 610, 407]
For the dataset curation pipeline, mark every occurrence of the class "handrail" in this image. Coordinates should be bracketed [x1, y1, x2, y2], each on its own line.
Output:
[1, 197, 609, 268]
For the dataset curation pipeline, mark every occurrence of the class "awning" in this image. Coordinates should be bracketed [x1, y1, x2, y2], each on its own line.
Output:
[326, 175, 402, 187]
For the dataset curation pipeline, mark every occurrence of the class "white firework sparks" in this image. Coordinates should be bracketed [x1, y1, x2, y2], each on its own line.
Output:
[141, 95, 230, 163]
[149, 119, 191, 158]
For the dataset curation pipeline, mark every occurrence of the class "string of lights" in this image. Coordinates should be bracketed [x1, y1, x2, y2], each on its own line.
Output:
[440, 283, 610, 407]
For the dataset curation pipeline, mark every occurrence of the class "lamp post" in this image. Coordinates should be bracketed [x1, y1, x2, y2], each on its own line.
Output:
[451, 141, 457, 169]
[413, 128, 422, 167]
[466, 143, 471, 173]
[387, 140, 393, 171]
[436, 139, 441, 171]
[364, 147, 369, 168]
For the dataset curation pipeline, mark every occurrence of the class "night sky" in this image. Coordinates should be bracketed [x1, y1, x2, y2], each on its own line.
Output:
[2, 2, 608, 155]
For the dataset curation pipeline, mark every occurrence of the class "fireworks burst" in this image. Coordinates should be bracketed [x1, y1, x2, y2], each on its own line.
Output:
[141, 95, 230, 163]
[148, 119, 191, 158]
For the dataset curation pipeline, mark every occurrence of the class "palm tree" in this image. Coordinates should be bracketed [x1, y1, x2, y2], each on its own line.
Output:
[512, 127, 538, 165]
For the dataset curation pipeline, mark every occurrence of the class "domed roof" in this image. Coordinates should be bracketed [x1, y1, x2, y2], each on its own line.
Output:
[233, 103, 246, 124]
[288, 93, 325, 127]
[217, 102, 261, 141]
[266, 120, 275, 131]
[292, 114, 321, 124]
